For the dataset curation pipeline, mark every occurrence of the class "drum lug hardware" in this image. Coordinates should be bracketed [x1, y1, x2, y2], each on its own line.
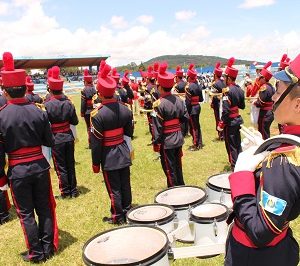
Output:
[220, 189, 225, 204]
[213, 218, 218, 237]
[97, 236, 110, 243]
[167, 246, 174, 260]
[154, 222, 158, 227]
[188, 205, 192, 218]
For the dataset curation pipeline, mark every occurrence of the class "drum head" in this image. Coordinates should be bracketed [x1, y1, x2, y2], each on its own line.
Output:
[190, 203, 228, 223]
[83, 226, 169, 266]
[127, 204, 175, 225]
[155, 186, 207, 210]
[207, 173, 231, 193]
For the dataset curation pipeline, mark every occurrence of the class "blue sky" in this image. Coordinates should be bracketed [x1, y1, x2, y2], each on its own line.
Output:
[0, 0, 299, 66]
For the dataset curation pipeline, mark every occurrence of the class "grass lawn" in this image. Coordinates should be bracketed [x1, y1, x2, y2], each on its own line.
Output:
[1, 94, 299, 266]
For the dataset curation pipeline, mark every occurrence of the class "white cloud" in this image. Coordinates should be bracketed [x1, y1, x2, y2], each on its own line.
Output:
[175, 10, 196, 21]
[110, 16, 128, 29]
[239, 0, 275, 9]
[137, 15, 153, 25]
[0, 0, 299, 67]
[0, 1, 9, 15]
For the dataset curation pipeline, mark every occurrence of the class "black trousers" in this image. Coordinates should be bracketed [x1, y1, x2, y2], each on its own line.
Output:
[258, 110, 274, 140]
[10, 171, 57, 260]
[102, 167, 132, 222]
[52, 141, 78, 197]
[189, 113, 203, 147]
[225, 229, 299, 266]
[160, 147, 185, 188]
[0, 190, 10, 223]
[212, 104, 224, 140]
[223, 125, 242, 170]
[84, 114, 91, 145]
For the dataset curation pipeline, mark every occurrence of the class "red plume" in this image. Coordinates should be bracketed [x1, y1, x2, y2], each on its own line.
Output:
[281, 54, 287, 62]
[286, 58, 290, 63]
[124, 70, 129, 78]
[147, 65, 153, 72]
[159, 62, 168, 75]
[47, 68, 53, 78]
[215, 62, 221, 69]
[99, 60, 106, 71]
[100, 64, 111, 78]
[84, 68, 89, 76]
[52, 66, 60, 79]
[176, 65, 181, 71]
[227, 57, 235, 67]
[188, 64, 194, 70]
[153, 62, 159, 72]
[112, 68, 119, 76]
[3, 52, 14, 71]
[26, 76, 32, 83]
[264, 61, 272, 69]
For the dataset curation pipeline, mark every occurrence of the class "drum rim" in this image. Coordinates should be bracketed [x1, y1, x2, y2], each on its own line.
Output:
[126, 203, 175, 225]
[82, 225, 170, 266]
[154, 185, 207, 210]
[206, 173, 231, 193]
[190, 203, 229, 224]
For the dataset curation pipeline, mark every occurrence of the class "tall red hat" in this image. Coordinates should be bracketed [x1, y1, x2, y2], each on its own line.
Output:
[1, 52, 26, 87]
[97, 64, 117, 97]
[176, 65, 183, 77]
[111, 68, 120, 83]
[157, 62, 175, 89]
[48, 66, 64, 91]
[260, 61, 273, 81]
[47, 68, 53, 79]
[122, 70, 129, 85]
[25, 75, 34, 91]
[99, 60, 106, 72]
[187, 64, 197, 80]
[289, 54, 300, 80]
[214, 62, 223, 77]
[83, 68, 92, 83]
[279, 54, 290, 70]
[153, 62, 160, 79]
[224, 57, 238, 79]
[146, 65, 154, 79]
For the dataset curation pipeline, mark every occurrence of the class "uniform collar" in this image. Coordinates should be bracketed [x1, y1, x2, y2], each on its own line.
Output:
[160, 91, 172, 98]
[282, 125, 300, 135]
[102, 98, 117, 105]
[8, 97, 29, 105]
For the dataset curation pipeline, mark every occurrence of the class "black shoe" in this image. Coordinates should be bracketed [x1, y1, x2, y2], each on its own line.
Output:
[197, 144, 204, 149]
[21, 252, 45, 264]
[71, 191, 80, 198]
[0, 214, 10, 225]
[44, 252, 54, 260]
[188, 145, 199, 151]
[55, 194, 70, 200]
[102, 216, 125, 225]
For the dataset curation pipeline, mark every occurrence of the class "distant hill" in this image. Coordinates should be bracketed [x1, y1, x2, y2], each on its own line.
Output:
[117, 54, 262, 72]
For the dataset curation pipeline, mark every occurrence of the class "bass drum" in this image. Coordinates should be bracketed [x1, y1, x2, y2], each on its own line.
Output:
[83, 225, 170, 266]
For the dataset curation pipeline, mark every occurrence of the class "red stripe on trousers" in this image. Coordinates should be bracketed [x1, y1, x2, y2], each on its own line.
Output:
[103, 171, 117, 222]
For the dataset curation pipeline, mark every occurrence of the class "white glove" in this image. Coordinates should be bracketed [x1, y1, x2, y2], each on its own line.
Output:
[241, 127, 263, 151]
[0, 184, 9, 191]
[234, 146, 270, 172]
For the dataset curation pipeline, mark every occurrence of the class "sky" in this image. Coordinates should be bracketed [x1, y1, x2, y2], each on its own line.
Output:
[0, 0, 299, 66]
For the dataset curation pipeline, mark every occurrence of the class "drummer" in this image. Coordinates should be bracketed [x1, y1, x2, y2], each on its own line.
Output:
[225, 53, 300, 265]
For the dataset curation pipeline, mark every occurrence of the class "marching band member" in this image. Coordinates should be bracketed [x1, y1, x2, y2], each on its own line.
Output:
[25, 76, 43, 104]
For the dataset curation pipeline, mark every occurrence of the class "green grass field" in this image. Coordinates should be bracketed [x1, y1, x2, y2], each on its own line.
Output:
[1, 94, 299, 266]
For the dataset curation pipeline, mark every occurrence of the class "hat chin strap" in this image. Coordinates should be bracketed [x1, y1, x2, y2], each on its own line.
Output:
[273, 83, 297, 112]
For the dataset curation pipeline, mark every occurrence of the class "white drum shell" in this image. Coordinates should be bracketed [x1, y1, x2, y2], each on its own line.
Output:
[206, 187, 233, 209]
[174, 208, 194, 242]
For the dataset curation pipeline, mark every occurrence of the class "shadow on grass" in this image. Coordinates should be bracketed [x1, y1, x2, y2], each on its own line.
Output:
[77, 186, 91, 196]
[57, 229, 78, 254]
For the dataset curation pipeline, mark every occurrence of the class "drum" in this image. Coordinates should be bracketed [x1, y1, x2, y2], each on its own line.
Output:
[83, 225, 170, 266]
[190, 203, 229, 246]
[155, 186, 207, 242]
[206, 173, 233, 209]
[127, 204, 175, 234]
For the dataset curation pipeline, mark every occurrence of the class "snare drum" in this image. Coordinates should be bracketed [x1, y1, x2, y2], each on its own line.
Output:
[127, 204, 175, 234]
[206, 173, 233, 208]
[83, 225, 170, 266]
[155, 186, 207, 242]
[190, 203, 229, 246]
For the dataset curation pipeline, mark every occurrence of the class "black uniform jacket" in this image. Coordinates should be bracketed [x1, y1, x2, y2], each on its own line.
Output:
[221, 83, 245, 127]
[185, 81, 203, 115]
[152, 92, 189, 149]
[90, 99, 134, 171]
[0, 98, 54, 182]
[81, 85, 97, 116]
[44, 94, 78, 145]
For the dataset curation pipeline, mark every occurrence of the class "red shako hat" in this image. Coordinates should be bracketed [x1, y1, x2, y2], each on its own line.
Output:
[187, 64, 197, 80]
[111, 68, 120, 83]
[224, 57, 238, 79]
[146, 65, 154, 79]
[122, 70, 129, 85]
[48, 66, 64, 91]
[153, 62, 160, 79]
[1, 52, 26, 87]
[97, 63, 117, 97]
[260, 61, 273, 81]
[279, 54, 290, 70]
[157, 62, 175, 89]
[214, 62, 223, 77]
[25, 75, 34, 91]
[83, 68, 92, 83]
[176, 65, 183, 77]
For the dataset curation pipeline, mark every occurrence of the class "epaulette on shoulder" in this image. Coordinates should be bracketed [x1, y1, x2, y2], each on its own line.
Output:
[266, 145, 300, 168]
[153, 99, 161, 109]
[222, 87, 229, 94]
[259, 84, 267, 92]
[35, 103, 46, 111]
[91, 104, 102, 117]
[92, 94, 98, 101]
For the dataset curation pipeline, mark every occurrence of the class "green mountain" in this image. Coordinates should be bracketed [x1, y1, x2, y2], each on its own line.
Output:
[117, 54, 260, 72]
